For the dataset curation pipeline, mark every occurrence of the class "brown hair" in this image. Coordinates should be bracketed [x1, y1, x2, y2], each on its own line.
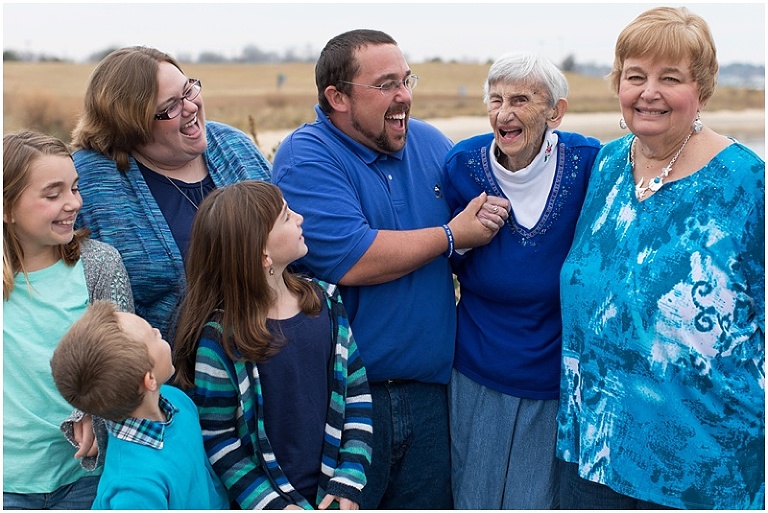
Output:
[173, 181, 321, 390]
[609, 6, 719, 104]
[3, 131, 89, 300]
[50, 301, 153, 421]
[315, 29, 398, 114]
[70, 46, 183, 172]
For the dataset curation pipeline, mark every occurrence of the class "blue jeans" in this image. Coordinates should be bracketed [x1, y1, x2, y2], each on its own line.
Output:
[449, 368, 561, 509]
[560, 461, 677, 509]
[360, 380, 453, 509]
[3, 475, 100, 510]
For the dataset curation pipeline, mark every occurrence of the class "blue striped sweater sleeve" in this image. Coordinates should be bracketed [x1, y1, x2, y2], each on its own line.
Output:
[316, 281, 373, 504]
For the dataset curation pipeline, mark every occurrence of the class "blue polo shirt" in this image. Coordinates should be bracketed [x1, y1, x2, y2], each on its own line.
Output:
[272, 105, 455, 383]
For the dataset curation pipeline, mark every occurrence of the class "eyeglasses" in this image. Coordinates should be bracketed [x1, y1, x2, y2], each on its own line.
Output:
[154, 78, 202, 120]
[340, 74, 418, 95]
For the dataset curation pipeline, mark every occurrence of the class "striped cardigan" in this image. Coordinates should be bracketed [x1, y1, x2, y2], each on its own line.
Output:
[191, 281, 372, 509]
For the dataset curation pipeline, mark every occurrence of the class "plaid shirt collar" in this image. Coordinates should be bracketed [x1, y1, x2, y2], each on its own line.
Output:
[105, 394, 178, 450]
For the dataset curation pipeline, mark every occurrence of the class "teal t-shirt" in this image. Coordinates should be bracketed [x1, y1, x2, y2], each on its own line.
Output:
[3, 259, 98, 493]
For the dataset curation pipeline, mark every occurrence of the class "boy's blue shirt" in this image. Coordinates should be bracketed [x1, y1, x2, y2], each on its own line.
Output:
[93, 385, 229, 510]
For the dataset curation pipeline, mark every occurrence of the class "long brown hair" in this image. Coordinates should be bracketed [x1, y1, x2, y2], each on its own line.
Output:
[70, 46, 183, 171]
[173, 181, 321, 389]
[3, 131, 89, 300]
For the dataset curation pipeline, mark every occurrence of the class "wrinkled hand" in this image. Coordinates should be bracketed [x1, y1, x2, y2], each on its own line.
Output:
[73, 414, 98, 459]
[318, 494, 359, 510]
[448, 192, 507, 249]
[476, 195, 510, 229]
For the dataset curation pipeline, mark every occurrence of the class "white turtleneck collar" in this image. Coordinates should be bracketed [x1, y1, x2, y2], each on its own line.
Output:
[490, 129, 559, 230]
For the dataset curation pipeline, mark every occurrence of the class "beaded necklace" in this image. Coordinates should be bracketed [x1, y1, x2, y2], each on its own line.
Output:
[632, 129, 695, 200]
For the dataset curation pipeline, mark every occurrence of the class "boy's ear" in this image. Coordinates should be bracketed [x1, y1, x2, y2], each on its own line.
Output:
[142, 371, 158, 392]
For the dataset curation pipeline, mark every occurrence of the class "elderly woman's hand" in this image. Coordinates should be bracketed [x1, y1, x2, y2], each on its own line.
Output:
[476, 195, 511, 229]
[448, 192, 509, 250]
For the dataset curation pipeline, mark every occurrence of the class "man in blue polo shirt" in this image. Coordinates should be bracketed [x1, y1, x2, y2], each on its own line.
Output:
[272, 29, 508, 509]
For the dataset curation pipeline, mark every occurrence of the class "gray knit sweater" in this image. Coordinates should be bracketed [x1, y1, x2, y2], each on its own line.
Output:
[80, 238, 134, 313]
[60, 238, 134, 470]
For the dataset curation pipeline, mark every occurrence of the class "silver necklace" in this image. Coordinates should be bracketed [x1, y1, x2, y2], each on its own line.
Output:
[632, 129, 694, 200]
[163, 174, 204, 211]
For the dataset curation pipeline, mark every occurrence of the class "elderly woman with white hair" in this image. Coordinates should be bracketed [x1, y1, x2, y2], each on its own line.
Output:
[442, 51, 601, 509]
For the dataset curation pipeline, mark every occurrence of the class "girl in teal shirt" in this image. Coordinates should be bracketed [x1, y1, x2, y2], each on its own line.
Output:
[3, 131, 133, 509]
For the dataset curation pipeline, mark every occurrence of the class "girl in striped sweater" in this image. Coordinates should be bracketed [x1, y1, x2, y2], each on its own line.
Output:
[173, 181, 372, 510]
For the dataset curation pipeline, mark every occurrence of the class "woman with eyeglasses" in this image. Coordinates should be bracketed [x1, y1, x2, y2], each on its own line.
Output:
[71, 46, 271, 342]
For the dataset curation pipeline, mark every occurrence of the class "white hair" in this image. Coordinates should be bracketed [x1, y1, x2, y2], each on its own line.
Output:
[483, 51, 569, 106]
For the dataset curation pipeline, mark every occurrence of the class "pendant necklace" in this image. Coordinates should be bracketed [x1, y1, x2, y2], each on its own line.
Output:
[134, 153, 206, 210]
[163, 174, 204, 210]
[632, 128, 694, 200]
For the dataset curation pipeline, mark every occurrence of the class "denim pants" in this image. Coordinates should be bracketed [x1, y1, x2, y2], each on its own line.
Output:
[449, 368, 561, 509]
[3, 475, 100, 510]
[359, 380, 453, 510]
[560, 461, 677, 509]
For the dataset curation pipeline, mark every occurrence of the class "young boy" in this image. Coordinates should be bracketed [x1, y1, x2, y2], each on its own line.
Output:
[50, 300, 229, 509]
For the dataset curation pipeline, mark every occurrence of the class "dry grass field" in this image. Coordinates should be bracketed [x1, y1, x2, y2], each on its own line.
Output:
[4, 61, 764, 148]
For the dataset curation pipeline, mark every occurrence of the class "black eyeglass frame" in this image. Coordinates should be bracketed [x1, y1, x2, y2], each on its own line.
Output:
[154, 78, 202, 121]
[339, 74, 418, 95]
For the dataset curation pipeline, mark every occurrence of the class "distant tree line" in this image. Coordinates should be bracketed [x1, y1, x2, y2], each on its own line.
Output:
[3, 44, 320, 64]
[3, 47, 764, 88]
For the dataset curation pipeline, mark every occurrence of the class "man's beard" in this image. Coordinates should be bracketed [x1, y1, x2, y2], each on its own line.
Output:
[351, 114, 408, 154]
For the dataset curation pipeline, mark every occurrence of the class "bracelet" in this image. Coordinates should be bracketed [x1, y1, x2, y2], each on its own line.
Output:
[442, 224, 454, 259]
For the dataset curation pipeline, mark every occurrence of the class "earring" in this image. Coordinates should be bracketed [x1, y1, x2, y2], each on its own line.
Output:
[619, 118, 627, 130]
[692, 113, 703, 134]
[268, 267, 274, 276]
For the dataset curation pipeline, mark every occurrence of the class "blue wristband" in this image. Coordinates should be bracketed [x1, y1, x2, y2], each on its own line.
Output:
[442, 224, 454, 259]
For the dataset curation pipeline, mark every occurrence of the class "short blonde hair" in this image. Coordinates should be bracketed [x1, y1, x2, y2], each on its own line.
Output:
[609, 6, 718, 104]
[51, 301, 153, 421]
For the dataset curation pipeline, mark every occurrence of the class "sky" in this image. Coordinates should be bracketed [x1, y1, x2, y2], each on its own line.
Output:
[2, 1, 765, 66]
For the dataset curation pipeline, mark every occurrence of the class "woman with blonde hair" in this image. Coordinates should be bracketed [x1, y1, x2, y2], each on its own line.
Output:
[557, 7, 764, 509]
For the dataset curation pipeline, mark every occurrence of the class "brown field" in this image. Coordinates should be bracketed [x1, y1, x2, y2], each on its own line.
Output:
[4, 61, 765, 149]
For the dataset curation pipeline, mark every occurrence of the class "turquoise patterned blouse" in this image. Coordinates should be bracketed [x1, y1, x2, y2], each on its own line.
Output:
[557, 134, 765, 509]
